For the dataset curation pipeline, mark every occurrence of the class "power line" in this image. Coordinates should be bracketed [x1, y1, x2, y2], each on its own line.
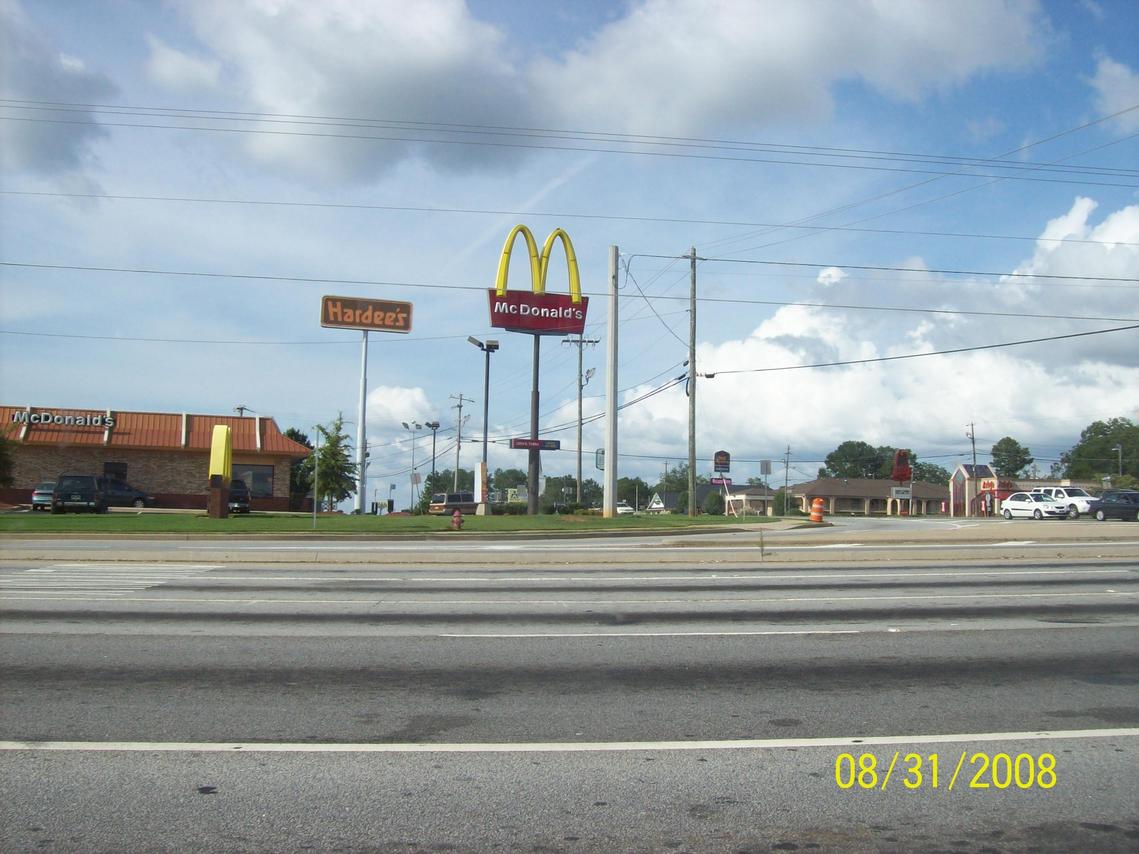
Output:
[10, 189, 1134, 247]
[6, 98, 1137, 177]
[638, 254, 1139, 284]
[708, 324, 1139, 375]
[4, 112, 1138, 188]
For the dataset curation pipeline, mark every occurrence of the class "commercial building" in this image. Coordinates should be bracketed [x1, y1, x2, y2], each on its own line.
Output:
[1, 405, 310, 510]
[790, 477, 949, 516]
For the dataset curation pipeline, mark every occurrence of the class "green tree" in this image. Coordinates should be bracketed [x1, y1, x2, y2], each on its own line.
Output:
[284, 428, 314, 511]
[653, 463, 708, 494]
[702, 491, 725, 515]
[303, 413, 356, 511]
[990, 437, 1033, 477]
[0, 436, 13, 488]
[820, 440, 884, 478]
[491, 468, 527, 491]
[1062, 417, 1138, 480]
[912, 462, 951, 484]
[617, 476, 651, 509]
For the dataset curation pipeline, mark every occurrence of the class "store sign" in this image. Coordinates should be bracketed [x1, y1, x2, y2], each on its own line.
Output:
[714, 450, 731, 473]
[321, 295, 412, 333]
[10, 409, 115, 428]
[891, 487, 912, 500]
[488, 225, 588, 336]
[711, 477, 732, 486]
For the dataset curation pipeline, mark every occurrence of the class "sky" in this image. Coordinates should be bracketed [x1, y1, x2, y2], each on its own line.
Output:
[1, 0, 1137, 508]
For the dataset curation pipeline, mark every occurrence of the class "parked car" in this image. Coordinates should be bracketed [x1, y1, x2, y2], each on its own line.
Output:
[1091, 490, 1139, 522]
[227, 478, 252, 514]
[616, 501, 635, 515]
[51, 474, 107, 514]
[31, 481, 56, 511]
[98, 478, 156, 508]
[1000, 491, 1068, 520]
[1030, 486, 1095, 519]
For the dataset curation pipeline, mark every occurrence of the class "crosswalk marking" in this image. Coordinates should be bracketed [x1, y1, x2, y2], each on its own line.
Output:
[0, 564, 221, 598]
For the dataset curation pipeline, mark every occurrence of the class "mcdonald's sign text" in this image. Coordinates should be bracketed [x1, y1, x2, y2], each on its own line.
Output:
[488, 290, 589, 335]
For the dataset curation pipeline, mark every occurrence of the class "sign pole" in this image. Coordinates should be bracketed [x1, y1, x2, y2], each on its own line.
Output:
[355, 330, 368, 514]
[528, 335, 541, 515]
[603, 245, 619, 518]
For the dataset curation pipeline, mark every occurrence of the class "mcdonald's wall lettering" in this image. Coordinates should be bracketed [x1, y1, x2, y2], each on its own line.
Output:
[488, 225, 589, 335]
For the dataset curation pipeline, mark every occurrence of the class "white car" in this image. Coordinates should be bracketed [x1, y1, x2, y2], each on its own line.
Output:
[615, 502, 635, 515]
[1001, 491, 1069, 520]
[1030, 486, 1095, 518]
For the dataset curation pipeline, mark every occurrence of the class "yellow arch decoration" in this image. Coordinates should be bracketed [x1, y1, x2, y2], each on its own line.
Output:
[208, 424, 233, 482]
[494, 224, 582, 304]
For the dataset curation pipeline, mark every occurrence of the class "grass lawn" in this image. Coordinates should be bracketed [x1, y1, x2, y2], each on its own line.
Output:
[0, 510, 781, 536]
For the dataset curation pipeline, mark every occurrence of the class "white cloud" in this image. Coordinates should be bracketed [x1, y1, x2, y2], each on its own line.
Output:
[1088, 55, 1139, 131]
[817, 267, 847, 287]
[366, 385, 437, 431]
[145, 35, 221, 92]
[0, 0, 118, 177]
[173, 0, 524, 181]
[530, 0, 1047, 136]
[615, 196, 1139, 465]
[165, 0, 1050, 182]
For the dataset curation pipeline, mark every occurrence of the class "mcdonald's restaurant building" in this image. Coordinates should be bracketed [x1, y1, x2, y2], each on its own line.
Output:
[1, 405, 310, 510]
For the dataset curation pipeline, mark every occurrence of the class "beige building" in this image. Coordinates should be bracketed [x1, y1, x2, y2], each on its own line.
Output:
[2, 405, 309, 510]
[790, 477, 949, 516]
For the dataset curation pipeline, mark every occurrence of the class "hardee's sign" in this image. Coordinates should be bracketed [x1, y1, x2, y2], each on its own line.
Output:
[488, 225, 588, 335]
[321, 295, 412, 333]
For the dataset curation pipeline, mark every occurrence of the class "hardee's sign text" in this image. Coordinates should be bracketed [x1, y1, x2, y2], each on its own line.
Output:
[321, 295, 412, 333]
[488, 225, 588, 335]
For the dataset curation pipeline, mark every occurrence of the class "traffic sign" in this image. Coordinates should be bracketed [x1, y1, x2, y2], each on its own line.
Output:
[510, 438, 561, 450]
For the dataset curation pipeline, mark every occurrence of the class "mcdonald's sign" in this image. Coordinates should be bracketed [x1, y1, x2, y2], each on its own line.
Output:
[488, 225, 589, 335]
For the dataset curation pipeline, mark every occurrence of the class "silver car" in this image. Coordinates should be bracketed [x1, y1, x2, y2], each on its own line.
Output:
[30, 481, 55, 511]
[1001, 491, 1068, 520]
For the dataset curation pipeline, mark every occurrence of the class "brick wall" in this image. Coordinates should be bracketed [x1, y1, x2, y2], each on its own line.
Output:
[2, 446, 294, 511]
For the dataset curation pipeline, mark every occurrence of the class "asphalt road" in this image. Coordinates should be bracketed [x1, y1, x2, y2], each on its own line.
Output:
[1, 531, 1137, 852]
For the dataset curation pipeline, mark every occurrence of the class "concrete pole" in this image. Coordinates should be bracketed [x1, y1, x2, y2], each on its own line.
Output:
[688, 247, 697, 517]
[355, 330, 368, 514]
[603, 245, 619, 517]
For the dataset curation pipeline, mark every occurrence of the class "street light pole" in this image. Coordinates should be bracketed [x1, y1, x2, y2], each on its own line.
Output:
[401, 421, 422, 509]
[468, 337, 499, 510]
[426, 421, 440, 483]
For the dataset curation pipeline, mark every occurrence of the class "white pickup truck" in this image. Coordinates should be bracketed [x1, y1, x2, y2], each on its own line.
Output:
[1030, 486, 1095, 518]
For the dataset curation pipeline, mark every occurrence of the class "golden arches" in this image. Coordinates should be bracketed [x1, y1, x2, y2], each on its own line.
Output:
[494, 224, 582, 304]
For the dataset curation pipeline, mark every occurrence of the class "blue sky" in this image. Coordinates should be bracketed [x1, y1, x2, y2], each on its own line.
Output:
[2, 0, 1137, 506]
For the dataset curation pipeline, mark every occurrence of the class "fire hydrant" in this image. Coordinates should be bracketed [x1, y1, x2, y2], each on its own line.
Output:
[451, 508, 464, 530]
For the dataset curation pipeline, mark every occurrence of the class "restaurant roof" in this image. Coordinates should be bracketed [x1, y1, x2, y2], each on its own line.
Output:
[1, 405, 310, 458]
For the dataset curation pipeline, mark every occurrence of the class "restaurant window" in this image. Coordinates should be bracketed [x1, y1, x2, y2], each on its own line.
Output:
[103, 462, 128, 481]
[232, 464, 274, 498]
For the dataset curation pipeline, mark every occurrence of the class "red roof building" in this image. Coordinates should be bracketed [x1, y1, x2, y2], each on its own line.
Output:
[2, 405, 310, 511]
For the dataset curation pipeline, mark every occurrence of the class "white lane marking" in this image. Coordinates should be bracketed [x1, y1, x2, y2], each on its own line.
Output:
[3, 728, 1137, 754]
[176, 541, 1139, 552]
[0, 564, 219, 598]
[2, 590, 1136, 606]
[184, 569, 1134, 583]
[440, 630, 863, 638]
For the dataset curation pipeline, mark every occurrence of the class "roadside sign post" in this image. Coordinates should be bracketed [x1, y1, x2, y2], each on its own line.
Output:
[321, 295, 413, 515]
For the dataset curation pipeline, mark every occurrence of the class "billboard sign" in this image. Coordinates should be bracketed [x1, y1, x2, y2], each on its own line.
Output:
[488, 225, 588, 336]
[321, 295, 412, 333]
[714, 450, 731, 473]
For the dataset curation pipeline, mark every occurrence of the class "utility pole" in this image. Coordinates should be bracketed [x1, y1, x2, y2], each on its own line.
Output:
[688, 246, 697, 518]
[966, 423, 977, 470]
[603, 245, 619, 517]
[563, 335, 599, 503]
[783, 445, 791, 516]
[452, 394, 473, 491]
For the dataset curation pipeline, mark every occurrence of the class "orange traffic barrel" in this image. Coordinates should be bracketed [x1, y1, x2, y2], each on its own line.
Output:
[810, 497, 824, 523]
